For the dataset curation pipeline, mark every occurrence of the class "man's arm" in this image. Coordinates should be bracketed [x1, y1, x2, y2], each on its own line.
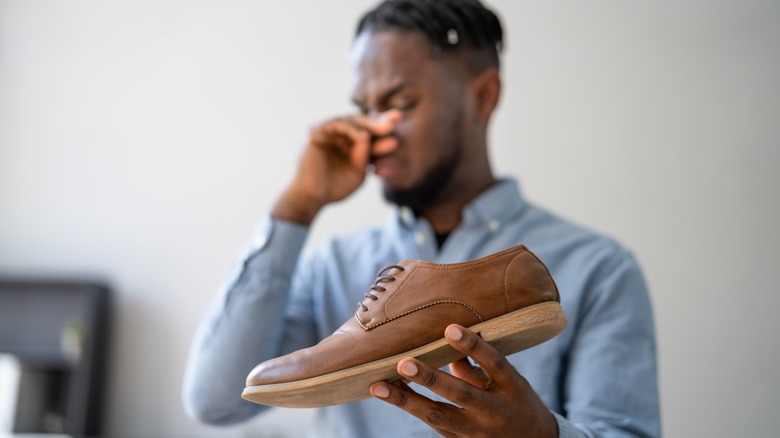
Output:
[557, 251, 659, 437]
[181, 218, 311, 425]
[182, 110, 402, 425]
[271, 110, 401, 226]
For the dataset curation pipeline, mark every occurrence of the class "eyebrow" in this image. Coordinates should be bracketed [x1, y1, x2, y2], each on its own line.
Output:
[352, 81, 412, 108]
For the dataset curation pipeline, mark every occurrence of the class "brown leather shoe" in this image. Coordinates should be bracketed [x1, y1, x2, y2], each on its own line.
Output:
[242, 244, 567, 407]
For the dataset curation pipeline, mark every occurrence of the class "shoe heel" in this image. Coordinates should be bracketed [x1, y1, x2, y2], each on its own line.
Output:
[413, 301, 567, 372]
[475, 301, 568, 356]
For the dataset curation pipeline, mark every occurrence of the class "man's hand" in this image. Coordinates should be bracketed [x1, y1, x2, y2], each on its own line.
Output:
[272, 110, 401, 225]
[370, 324, 558, 438]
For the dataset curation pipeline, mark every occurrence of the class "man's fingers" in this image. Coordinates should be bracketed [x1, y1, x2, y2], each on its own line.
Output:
[449, 357, 489, 388]
[338, 109, 400, 142]
[445, 324, 516, 387]
[370, 326, 549, 437]
[396, 358, 487, 409]
[354, 110, 401, 157]
[313, 110, 401, 167]
[314, 120, 370, 151]
[370, 380, 463, 436]
[309, 120, 371, 171]
[355, 109, 402, 135]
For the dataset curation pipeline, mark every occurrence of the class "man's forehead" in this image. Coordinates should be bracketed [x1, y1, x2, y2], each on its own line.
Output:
[349, 30, 435, 96]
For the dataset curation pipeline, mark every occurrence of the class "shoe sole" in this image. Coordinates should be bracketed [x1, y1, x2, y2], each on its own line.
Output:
[242, 301, 567, 408]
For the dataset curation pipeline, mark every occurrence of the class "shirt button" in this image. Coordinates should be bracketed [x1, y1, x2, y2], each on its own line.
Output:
[488, 219, 501, 232]
[415, 232, 427, 245]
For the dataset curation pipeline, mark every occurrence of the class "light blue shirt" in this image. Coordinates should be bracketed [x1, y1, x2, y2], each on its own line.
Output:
[183, 178, 660, 437]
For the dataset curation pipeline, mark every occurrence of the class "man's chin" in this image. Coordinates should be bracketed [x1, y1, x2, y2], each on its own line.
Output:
[379, 151, 459, 210]
[382, 186, 416, 209]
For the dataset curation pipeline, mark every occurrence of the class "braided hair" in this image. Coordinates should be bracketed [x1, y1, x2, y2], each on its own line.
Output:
[356, 0, 504, 71]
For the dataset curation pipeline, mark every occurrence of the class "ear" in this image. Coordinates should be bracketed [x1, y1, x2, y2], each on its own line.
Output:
[470, 68, 501, 123]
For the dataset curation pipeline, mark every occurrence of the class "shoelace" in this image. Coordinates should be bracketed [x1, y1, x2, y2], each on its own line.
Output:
[358, 265, 405, 312]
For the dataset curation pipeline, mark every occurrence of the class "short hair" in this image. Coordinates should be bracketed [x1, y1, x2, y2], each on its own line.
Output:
[355, 0, 504, 71]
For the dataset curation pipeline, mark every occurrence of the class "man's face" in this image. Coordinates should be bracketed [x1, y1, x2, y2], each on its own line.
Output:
[350, 30, 475, 210]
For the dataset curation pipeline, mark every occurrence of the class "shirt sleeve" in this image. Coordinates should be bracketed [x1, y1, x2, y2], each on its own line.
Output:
[557, 250, 661, 437]
[181, 217, 312, 425]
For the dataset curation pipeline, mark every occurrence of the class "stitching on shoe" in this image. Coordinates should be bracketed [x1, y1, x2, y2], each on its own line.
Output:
[356, 246, 529, 328]
[356, 300, 484, 330]
[382, 250, 521, 315]
[413, 245, 526, 271]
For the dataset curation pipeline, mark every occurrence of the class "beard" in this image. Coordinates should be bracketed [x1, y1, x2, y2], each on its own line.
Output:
[381, 142, 462, 211]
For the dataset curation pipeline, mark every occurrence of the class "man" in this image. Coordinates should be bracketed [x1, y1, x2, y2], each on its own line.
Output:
[183, 1, 660, 437]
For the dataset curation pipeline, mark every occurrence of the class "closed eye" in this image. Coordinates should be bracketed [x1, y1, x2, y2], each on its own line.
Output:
[392, 100, 418, 112]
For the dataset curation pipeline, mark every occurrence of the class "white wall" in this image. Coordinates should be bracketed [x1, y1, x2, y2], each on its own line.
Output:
[0, 1, 777, 437]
